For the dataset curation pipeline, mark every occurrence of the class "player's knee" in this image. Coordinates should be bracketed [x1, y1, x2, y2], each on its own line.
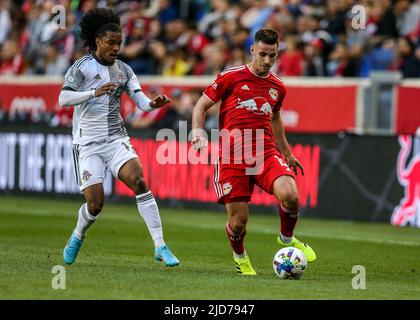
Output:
[283, 192, 300, 210]
[87, 200, 103, 215]
[230, 217, 247, 234]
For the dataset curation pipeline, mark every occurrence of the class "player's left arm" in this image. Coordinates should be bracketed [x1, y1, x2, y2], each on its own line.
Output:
[125, 68, 171, 111]
[271, 111, 304, 175]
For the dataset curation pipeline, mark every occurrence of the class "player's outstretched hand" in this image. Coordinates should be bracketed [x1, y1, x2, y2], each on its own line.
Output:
[150, 95, 172, 109]
[95, 82, 118, 97]
[285, 153, 304, 176]
[192, 136, 208, 152]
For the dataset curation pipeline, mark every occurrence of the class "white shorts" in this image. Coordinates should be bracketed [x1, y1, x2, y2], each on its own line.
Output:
[72, 137, 138, 191]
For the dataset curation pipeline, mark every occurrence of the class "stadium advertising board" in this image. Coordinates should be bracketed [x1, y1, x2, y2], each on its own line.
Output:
[1, 129, 417, 225]
[0, 80, 359, 133]
[395, 84, 420, 134]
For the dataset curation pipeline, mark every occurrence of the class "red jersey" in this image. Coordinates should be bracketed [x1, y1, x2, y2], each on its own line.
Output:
[203, 64, 286, 168]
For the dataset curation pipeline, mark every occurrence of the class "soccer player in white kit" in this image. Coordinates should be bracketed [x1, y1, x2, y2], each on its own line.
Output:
[59, 8, 179, 267]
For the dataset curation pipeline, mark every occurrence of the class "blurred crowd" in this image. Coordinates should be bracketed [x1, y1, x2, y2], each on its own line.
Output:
[1, 0, 420, 129]
[0, 0, 420, 78]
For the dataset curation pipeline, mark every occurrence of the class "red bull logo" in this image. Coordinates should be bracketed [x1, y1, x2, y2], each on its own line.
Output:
[391, 135, 420, 227]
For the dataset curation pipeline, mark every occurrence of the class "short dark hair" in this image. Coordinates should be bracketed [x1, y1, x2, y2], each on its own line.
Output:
[79, 8, 121, 52]
[254, 29, 278, 45]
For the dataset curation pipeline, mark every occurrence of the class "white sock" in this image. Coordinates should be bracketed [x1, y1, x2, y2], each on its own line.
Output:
[280, 233, 293, 244]
[233, 250, 247, 259]
[135, 191, 165, 248]
[74, 203, 97, 240]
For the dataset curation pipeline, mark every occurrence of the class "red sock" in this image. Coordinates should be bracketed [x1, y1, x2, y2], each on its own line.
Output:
[225, 222, 246, 255]
[279, 204, 299, 237]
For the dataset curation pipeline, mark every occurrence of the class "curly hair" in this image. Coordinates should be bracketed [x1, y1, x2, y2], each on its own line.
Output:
[79, 8, 121, 52]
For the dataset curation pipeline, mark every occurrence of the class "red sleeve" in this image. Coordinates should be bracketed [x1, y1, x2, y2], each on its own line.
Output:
[273, 87, 286, 113]
[203, 72, 229, 103]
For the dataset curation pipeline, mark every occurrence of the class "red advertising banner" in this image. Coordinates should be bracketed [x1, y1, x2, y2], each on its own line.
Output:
[0, 79, 358, 133]
[396, 86, 420, 134]
[281, 86, 357, 133]
[115, 139, 320, 209]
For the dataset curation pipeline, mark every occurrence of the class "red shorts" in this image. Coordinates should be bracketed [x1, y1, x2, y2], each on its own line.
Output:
[213, 152, 294, 204]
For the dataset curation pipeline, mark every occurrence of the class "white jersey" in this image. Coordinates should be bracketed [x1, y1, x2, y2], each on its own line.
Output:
[62, 54, 141, 145]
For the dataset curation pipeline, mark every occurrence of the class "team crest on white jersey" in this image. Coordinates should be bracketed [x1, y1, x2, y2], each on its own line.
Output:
[117, 72, 126, 84]
[82, 170, 92, 182]
[223, 182, 232, 195]
[269, 88, 278, 100]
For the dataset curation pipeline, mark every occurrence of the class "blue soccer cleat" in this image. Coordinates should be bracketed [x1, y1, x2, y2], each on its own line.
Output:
[154, 245, 180, 267]
[63, 232, 84, 265]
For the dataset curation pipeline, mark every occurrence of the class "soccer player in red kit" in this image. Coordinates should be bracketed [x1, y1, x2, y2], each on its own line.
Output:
[192, 29, 316, 275]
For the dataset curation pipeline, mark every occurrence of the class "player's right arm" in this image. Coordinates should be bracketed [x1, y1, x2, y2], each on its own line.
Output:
[58, 64, 117, 107]
[191, 94, 214, 151]
[192, 73, 228, 151]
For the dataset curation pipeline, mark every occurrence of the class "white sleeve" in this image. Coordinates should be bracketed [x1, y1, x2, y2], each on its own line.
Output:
[125, 73, 153, 111]
[132, 90, 153, 112]
[59, 89, 96, 107]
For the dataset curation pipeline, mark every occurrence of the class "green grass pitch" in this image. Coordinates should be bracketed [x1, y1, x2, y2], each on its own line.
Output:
[0, 195, 419, 300]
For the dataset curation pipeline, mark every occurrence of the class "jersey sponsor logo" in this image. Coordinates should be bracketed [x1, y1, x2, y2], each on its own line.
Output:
[82, 170, 92, 182]
[222, 182, 232, 195]
[236, 97, 272, 115]
[269, 88, 278, 100]
[93, 74, 102, 80]
[210, 82, 218, 90]
[241, 84, 250, 90]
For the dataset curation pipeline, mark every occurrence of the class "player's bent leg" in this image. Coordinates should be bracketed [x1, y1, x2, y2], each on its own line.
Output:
[63, 183, 104, 265]
[225, 202, 256, 275]
[272, 176, 317, 262]
[118, 158, 180, 267]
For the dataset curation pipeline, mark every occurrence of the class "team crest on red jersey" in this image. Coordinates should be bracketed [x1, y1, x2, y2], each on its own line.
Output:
[269, 88, 278, 100]
[223, 182, 232, 195]
[236, 97, 272, 115]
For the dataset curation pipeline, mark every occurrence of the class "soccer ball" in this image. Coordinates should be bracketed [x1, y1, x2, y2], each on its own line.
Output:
[273, 247, 307, 279]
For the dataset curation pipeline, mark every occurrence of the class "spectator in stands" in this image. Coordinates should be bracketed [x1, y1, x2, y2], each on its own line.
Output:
[162, 48, 190, 76]
[198, 0, 237, 40]
[0, 0, 11, 46]
[327, 42, 360, 77]
[127, 86, 170, 130]
[43, 45, 69, 75]
[394, 0, 420, 37]
[362, 37, 396, 75]
[119, 18, 154, 74]
[0, 39, 24, 75]
[390, 36, 420, 78]
[277, 35, 304, 76]
[369, 0, 399, 38]
[303, 38, 326, 76]
[1, 0, 417, 80]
